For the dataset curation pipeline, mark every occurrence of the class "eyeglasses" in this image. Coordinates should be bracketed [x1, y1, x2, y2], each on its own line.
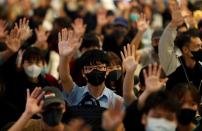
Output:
[84, 64, 106, 73]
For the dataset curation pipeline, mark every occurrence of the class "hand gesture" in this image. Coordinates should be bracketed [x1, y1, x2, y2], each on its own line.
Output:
[144, 64, 168, 94]
[35, 26, 50, 42]
[0, 19, 8, 41]
[102, 99, 124, 131]
[5, 27, 21, 53]
[121, 44, 138, 72]
[170, 2, 184, 28]
[15, 18, 32, 41]
[96, 12, 108, 26]
[136, 13, 150, 32]
[71, 18, 86, 37]
[25, 87, 44, 116]
[58, 28, 82, 57]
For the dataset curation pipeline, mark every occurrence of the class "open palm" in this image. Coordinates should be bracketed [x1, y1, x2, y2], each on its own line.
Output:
[58, 29, 82, 57]
[5, 27, 21, 53]
[144, 64, 168, 93]
[137, 13, 150, 32]
[25, 87, 44, 116]
[121, 44, 137, 72]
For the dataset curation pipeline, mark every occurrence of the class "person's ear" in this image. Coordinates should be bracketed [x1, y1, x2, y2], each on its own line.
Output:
[182, 46, 189, 54]
[81, 69, 87, 79]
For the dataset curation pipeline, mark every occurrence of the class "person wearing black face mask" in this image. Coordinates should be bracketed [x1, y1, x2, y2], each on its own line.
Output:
[8, 86, 70, 131]
[171, 83, 201, 131]
[159, 4, 202, 93]
[58, 29, 123, 109]
[137, 29, 163, 67]
[105, 52, 123, 96]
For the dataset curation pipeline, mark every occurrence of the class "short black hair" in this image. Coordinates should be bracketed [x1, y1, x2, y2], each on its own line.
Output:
[80, 32, 100, 50]
[175, 28, 199, 50]
[22, 47, 45, 64]
[80, 49, 109, 67]
[142, 90, 180, 114]
[170, 83, 200, 107]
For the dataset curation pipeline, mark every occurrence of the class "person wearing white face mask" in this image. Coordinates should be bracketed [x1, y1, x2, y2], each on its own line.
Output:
[2, 47, 59, 127]
[141, 91, 179, 131]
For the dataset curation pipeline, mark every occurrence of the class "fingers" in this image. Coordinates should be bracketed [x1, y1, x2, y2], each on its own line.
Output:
[26, 89, 30, 100]
[30, 87, 42, 98]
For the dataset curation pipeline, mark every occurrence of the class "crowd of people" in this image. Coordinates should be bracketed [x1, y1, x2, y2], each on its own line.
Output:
[0, 0, 202, 131]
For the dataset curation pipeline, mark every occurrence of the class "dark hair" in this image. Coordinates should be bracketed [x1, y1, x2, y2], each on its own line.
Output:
[171, 83, 200, 107]
[106, 51, 122, 66]
[22, 47, 45, 64]
[198, 20, 202, 29]
[80, 49, 109, 67]
[175, 28, 199, 50]
[80, 32, 100, 50]
[139, 65, 166, 87]
[142, 90, 180, 114]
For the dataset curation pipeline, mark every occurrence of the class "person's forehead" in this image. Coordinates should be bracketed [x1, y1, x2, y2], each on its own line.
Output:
[148, 107, 176, 119]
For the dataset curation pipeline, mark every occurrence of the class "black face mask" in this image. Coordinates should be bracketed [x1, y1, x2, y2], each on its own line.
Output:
[191, 50, 202, 61]
[177, 108, 196, 125]
[153, 46, 158, 53]
[85, 69, 106, 86]
[113, 29, 125, 38]
[106, 70, 122, 82]
[42, 108, 63, 126]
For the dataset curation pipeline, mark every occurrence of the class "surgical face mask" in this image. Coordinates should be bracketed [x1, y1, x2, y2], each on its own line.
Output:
[42, 108, 63, 127]
[24, 64, 42, 78]
[191, 49, 202, 61]
[106, 70, 122, 81]
[130, 13, 139, 22]
[177, 108, 196, 125]
[41, 66, 49, 75]
[146, 117, 177, 131]
[85, 69, 106, 86]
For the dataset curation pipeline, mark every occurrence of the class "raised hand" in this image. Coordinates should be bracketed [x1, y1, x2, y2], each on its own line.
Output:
[5, 27, 21, 53]
[170, 2, 184, 28]
[136, 13, 150, 32]
[34, 26, 49, 50]
[102, 99, 124, 131]
[15, 18, 32, 41]
[71, 18, 86, 37]
[96, 12, 108, 26]
[0, 19, 8, 41]
[144, 64, 168, 93]
[58, 28, 82, 57]
[25, 87, 44, 116]
[121, 44, 138, 72]
[35, 26, 50, 42]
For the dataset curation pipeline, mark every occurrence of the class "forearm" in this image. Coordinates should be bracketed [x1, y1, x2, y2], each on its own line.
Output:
[8, 112, 32, 131]
[123, 70, 137, 105]
[131, 31, 144, 50]
[59, 56, 74, 93]
[158, 23, 178, 75]
[137, 90, 150, 109]
[0, 49, 15, 65]
[95, 25, 103, 34]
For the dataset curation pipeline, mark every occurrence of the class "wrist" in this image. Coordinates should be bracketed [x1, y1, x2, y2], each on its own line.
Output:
[22, 111, 33, 119]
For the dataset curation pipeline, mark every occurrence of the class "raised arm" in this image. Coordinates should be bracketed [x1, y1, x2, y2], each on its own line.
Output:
[131, 13, 149, 50]
[158, 3, 184, 75]
[121, 44, 138, 105]
[138, 64, 168, 109]
[8, 87, 44, 131]
[58, 29, 82, 94]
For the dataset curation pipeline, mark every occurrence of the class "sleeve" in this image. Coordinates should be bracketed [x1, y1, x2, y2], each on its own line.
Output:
[158, 23, 180, 76]
[62, 83, 85, 106]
